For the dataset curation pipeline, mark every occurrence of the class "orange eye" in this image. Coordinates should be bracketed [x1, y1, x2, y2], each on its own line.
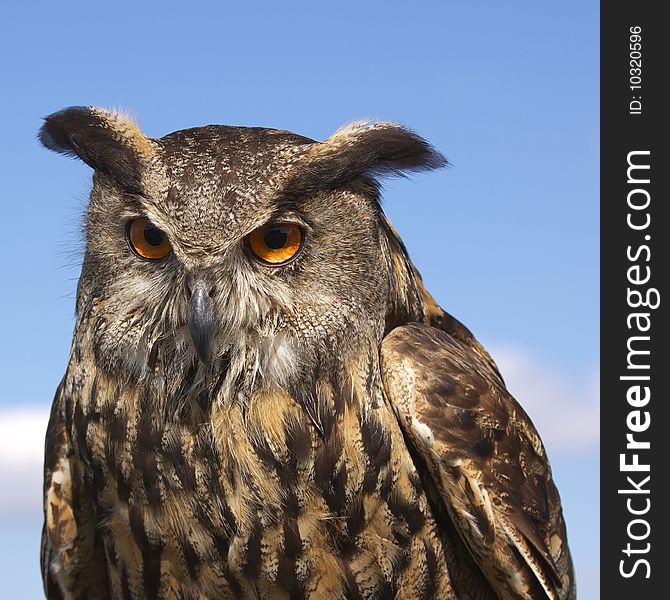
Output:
[248, 223, 303, 265]
[127, 219, 172, 260]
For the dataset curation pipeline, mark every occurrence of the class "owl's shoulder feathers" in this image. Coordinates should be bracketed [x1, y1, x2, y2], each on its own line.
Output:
[381, 323, 576, 600]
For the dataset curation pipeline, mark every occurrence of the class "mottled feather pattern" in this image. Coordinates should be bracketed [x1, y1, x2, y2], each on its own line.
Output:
[40, 107, 574, 599]
[381, 324, 575, 600]
[45, 341, 455, 599]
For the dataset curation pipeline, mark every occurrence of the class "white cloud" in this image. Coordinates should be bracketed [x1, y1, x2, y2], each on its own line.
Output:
[0, 407, 50, 517]
[488, 345, 600, 454]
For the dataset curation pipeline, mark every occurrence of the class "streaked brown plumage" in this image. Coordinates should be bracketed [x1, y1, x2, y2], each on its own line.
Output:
[40, 107, 575, 600]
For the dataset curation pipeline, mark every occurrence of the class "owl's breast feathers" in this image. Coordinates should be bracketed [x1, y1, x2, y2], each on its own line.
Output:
[42, 327, 574, 600]
[43, 347, 457, 599]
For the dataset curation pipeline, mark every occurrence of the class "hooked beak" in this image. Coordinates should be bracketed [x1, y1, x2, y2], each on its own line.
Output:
[187, 279, 217, 366]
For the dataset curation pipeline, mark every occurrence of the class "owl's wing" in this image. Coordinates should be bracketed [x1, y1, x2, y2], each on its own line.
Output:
[41, 380, 108, 599]
[381, 323, 575, 600]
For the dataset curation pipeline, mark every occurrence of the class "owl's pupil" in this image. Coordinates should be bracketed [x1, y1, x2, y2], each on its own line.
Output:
[144, 224, 164, 247]
[264, 227, 287, 250]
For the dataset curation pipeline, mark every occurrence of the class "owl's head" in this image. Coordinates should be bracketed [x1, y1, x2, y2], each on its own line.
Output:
[40, 107, 446, 401]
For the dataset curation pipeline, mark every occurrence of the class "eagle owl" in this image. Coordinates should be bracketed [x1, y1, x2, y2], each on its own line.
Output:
[40, 107, 575, 600]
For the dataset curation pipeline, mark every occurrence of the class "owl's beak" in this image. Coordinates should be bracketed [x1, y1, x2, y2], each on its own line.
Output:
[187, 279, 217, 366]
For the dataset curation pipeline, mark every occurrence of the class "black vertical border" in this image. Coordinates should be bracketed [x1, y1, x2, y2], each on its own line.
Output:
[601, 3, 669, 598]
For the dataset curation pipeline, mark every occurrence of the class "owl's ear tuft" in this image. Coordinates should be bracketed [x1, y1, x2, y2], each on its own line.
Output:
[38, 106, 155, 194]
[284, 120, 447, 197]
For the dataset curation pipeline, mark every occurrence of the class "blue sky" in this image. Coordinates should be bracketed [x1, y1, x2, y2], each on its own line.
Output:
[0, 1, 599, 597]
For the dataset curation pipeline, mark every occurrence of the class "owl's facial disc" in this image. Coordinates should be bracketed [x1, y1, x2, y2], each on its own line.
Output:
[187, 277, 217, 366]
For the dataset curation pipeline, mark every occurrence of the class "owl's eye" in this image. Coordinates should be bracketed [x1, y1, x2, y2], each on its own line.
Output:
[248, 223, 303, 265]
[127, 219, 172, 260]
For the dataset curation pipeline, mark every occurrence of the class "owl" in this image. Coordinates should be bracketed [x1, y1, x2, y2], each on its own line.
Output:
[39, 106, 575, 600]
